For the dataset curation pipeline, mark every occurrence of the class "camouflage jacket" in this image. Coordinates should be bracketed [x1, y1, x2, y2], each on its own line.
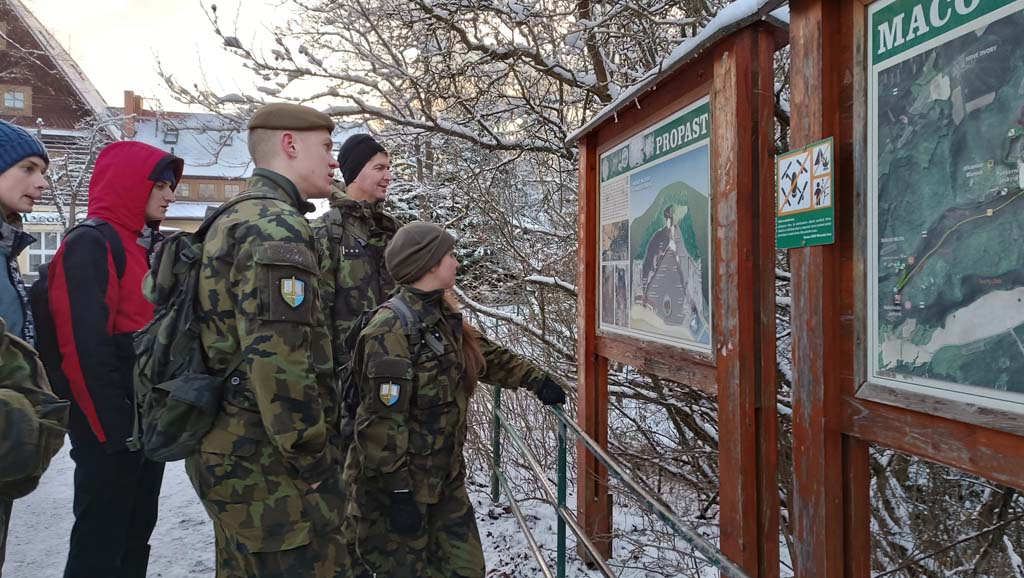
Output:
[344, 286, 547, 506]
[0, 317, 69, 500]
[312, 186, 398, 368]
[188, 169, 343, 551]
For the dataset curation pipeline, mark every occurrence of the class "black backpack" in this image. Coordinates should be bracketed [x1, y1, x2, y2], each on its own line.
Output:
[132, 192, 275, 461]
[338, 294, 444, 418]
[29, 219, 126, 401]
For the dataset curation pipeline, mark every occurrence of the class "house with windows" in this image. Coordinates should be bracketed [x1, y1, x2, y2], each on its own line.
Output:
[0, 0, 116, 282]
[116, 91, 251, 231]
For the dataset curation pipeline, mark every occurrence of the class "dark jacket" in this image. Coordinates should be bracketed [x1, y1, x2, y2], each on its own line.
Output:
[0, 212, 36, 344]
[344, 286, 548, 504]
[47, 142, 182, 451]
[312, 188, 398, 367]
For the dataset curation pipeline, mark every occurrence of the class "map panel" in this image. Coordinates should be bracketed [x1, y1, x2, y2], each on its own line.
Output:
[869, 0, 1024, 405]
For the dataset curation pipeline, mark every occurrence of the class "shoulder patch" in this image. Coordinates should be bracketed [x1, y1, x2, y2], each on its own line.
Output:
[379, 382, 401, 406]
[279, 277, 306, 308]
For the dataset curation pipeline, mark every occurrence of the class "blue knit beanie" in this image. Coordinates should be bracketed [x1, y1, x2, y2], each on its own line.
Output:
[0, 121, 49, 176]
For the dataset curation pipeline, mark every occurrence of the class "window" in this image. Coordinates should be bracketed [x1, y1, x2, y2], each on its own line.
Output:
[163, 127, 179, 144]
[3, 91, 23, 108]
[198, 183, 217, 199]
[177, 183, 190, 198]
[23, 230, 62, 284]
[0, 85, 31, 114]
[224, 184, 241, 198]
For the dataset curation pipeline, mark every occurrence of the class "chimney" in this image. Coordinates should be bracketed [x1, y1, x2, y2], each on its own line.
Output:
[123, 90, 145, 138]
[123, 91, 136, 138]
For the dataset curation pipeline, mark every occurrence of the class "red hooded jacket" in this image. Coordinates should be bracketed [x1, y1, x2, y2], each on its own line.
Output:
[48, 141, 183, 450]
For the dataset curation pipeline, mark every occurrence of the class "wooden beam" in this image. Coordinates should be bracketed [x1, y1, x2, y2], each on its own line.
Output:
[595, 336, 716, 395]
[843, 397, 1024, 492]
[788, 0, 847, 576]
[753, 24, 783, 578]
[576, 134, 612, 560]
[713, 26, 782, 578]
[713, 30, 760, 575]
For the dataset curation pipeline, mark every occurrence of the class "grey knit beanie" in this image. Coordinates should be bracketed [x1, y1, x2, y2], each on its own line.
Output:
[385, 221, 456, 284]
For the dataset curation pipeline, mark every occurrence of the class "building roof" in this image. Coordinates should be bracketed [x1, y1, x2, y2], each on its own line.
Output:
[6, 0, 112, 132]
[165, 201, 219, 220]
[116, 109, 370, 180]
[117, 111, 253, 179]
[567, 0, 789, 144]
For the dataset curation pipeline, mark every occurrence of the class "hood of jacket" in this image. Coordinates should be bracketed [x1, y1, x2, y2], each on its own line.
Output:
[86, 141, 184, 233]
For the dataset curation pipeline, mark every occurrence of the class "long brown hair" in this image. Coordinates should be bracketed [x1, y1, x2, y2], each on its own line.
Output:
[444, 292, 485, 393]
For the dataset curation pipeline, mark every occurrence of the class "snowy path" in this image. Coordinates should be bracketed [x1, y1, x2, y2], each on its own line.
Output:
[4, 444, 604, 578]
[4, 444, 216, 578]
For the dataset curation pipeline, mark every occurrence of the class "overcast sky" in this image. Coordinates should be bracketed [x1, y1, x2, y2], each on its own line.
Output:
[23, 0, 278, 110]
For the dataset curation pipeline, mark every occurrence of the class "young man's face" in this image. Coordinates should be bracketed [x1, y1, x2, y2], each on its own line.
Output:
[291, 130, 339, 199]
[349, 152, 392, 203]
[144, 181, 176, 222]
[0, 156, 47, 216]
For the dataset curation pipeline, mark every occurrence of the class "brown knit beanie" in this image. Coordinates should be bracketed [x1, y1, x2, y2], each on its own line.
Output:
[385, 221, 457, 284]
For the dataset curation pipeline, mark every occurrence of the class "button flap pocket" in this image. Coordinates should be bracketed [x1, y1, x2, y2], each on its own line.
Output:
[254, 242, 317, 272]
[367, 356, 413, 380]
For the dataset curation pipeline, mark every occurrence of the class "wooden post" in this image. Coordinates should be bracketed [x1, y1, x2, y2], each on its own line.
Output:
[788, 0, 870, 576]
[713, 26, 780, 578]
[576, 134, 613, 560]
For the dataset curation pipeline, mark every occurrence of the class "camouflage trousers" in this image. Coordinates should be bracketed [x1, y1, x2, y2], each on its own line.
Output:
[186, 434, 352, 578]
[210, 520, 349, 578]
[346, 478, 485, 578]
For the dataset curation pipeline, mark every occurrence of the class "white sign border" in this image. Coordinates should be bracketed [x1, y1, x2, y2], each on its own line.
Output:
[596, 95, 714, 355]
[866, 0, 1024, 413]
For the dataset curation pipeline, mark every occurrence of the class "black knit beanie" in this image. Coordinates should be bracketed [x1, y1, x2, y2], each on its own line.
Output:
[338, 134, 386, 185]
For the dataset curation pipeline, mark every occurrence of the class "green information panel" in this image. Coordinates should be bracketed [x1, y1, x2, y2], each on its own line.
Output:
[776, 137, 834, 249]
[597, 97, 713, 353]
[868, 0, 1024, 410]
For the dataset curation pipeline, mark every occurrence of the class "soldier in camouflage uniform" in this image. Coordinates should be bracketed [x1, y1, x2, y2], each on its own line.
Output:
[313, 134, 398, 369]
[185, 103, 350, 578]
[313, 134, 398, 467]
[343, 222, 566, 578]
[0, 317, 69, 571]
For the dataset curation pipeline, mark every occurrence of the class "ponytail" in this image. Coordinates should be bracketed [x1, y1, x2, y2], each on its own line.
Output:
[444, 292, 485, 394]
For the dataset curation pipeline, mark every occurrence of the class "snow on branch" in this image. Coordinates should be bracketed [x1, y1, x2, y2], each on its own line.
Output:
[453, 285, 574, 361]
[524, 275, 577, 296]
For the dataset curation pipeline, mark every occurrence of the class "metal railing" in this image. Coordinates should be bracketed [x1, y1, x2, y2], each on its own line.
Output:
[489, 387, 753, 578]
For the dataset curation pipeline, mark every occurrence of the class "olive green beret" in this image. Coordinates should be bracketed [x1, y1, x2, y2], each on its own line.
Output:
[386, 221, 456, 284]
[247, 103, 335, 132]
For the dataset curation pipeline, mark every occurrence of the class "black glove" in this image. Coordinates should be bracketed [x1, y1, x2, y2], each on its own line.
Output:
[388, 491, 423, 536]
[535, 376, 566, 406]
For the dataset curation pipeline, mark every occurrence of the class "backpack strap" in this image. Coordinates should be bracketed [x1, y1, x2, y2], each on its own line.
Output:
[383, 296, 420, 350]
[73, 218, 127, 279]
[381, 295, 445, 358]
[195, 192, 280, 240]
[193, 191, 278, 377]
[327, 208, 346, 247]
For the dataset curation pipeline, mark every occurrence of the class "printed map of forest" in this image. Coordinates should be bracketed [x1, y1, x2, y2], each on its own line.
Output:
[874, 10, 1024, 394]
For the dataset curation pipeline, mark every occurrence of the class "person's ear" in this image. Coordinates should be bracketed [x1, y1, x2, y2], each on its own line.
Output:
[281, 132, 297, 159]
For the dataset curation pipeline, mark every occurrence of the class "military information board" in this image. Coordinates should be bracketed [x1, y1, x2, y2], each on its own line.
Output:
[776, 137, 835, 249]
[868, 0, 1024, 409]
[598, 98, 712, 353]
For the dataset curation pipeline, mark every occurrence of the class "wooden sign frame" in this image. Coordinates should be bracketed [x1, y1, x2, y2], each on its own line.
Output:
[575, 17, 786, 578]
[787, 1, 1024, 576]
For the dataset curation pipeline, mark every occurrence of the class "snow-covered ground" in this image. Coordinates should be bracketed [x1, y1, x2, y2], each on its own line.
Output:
[4, 445, 618, 578]
[4, 444, 216, 578]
